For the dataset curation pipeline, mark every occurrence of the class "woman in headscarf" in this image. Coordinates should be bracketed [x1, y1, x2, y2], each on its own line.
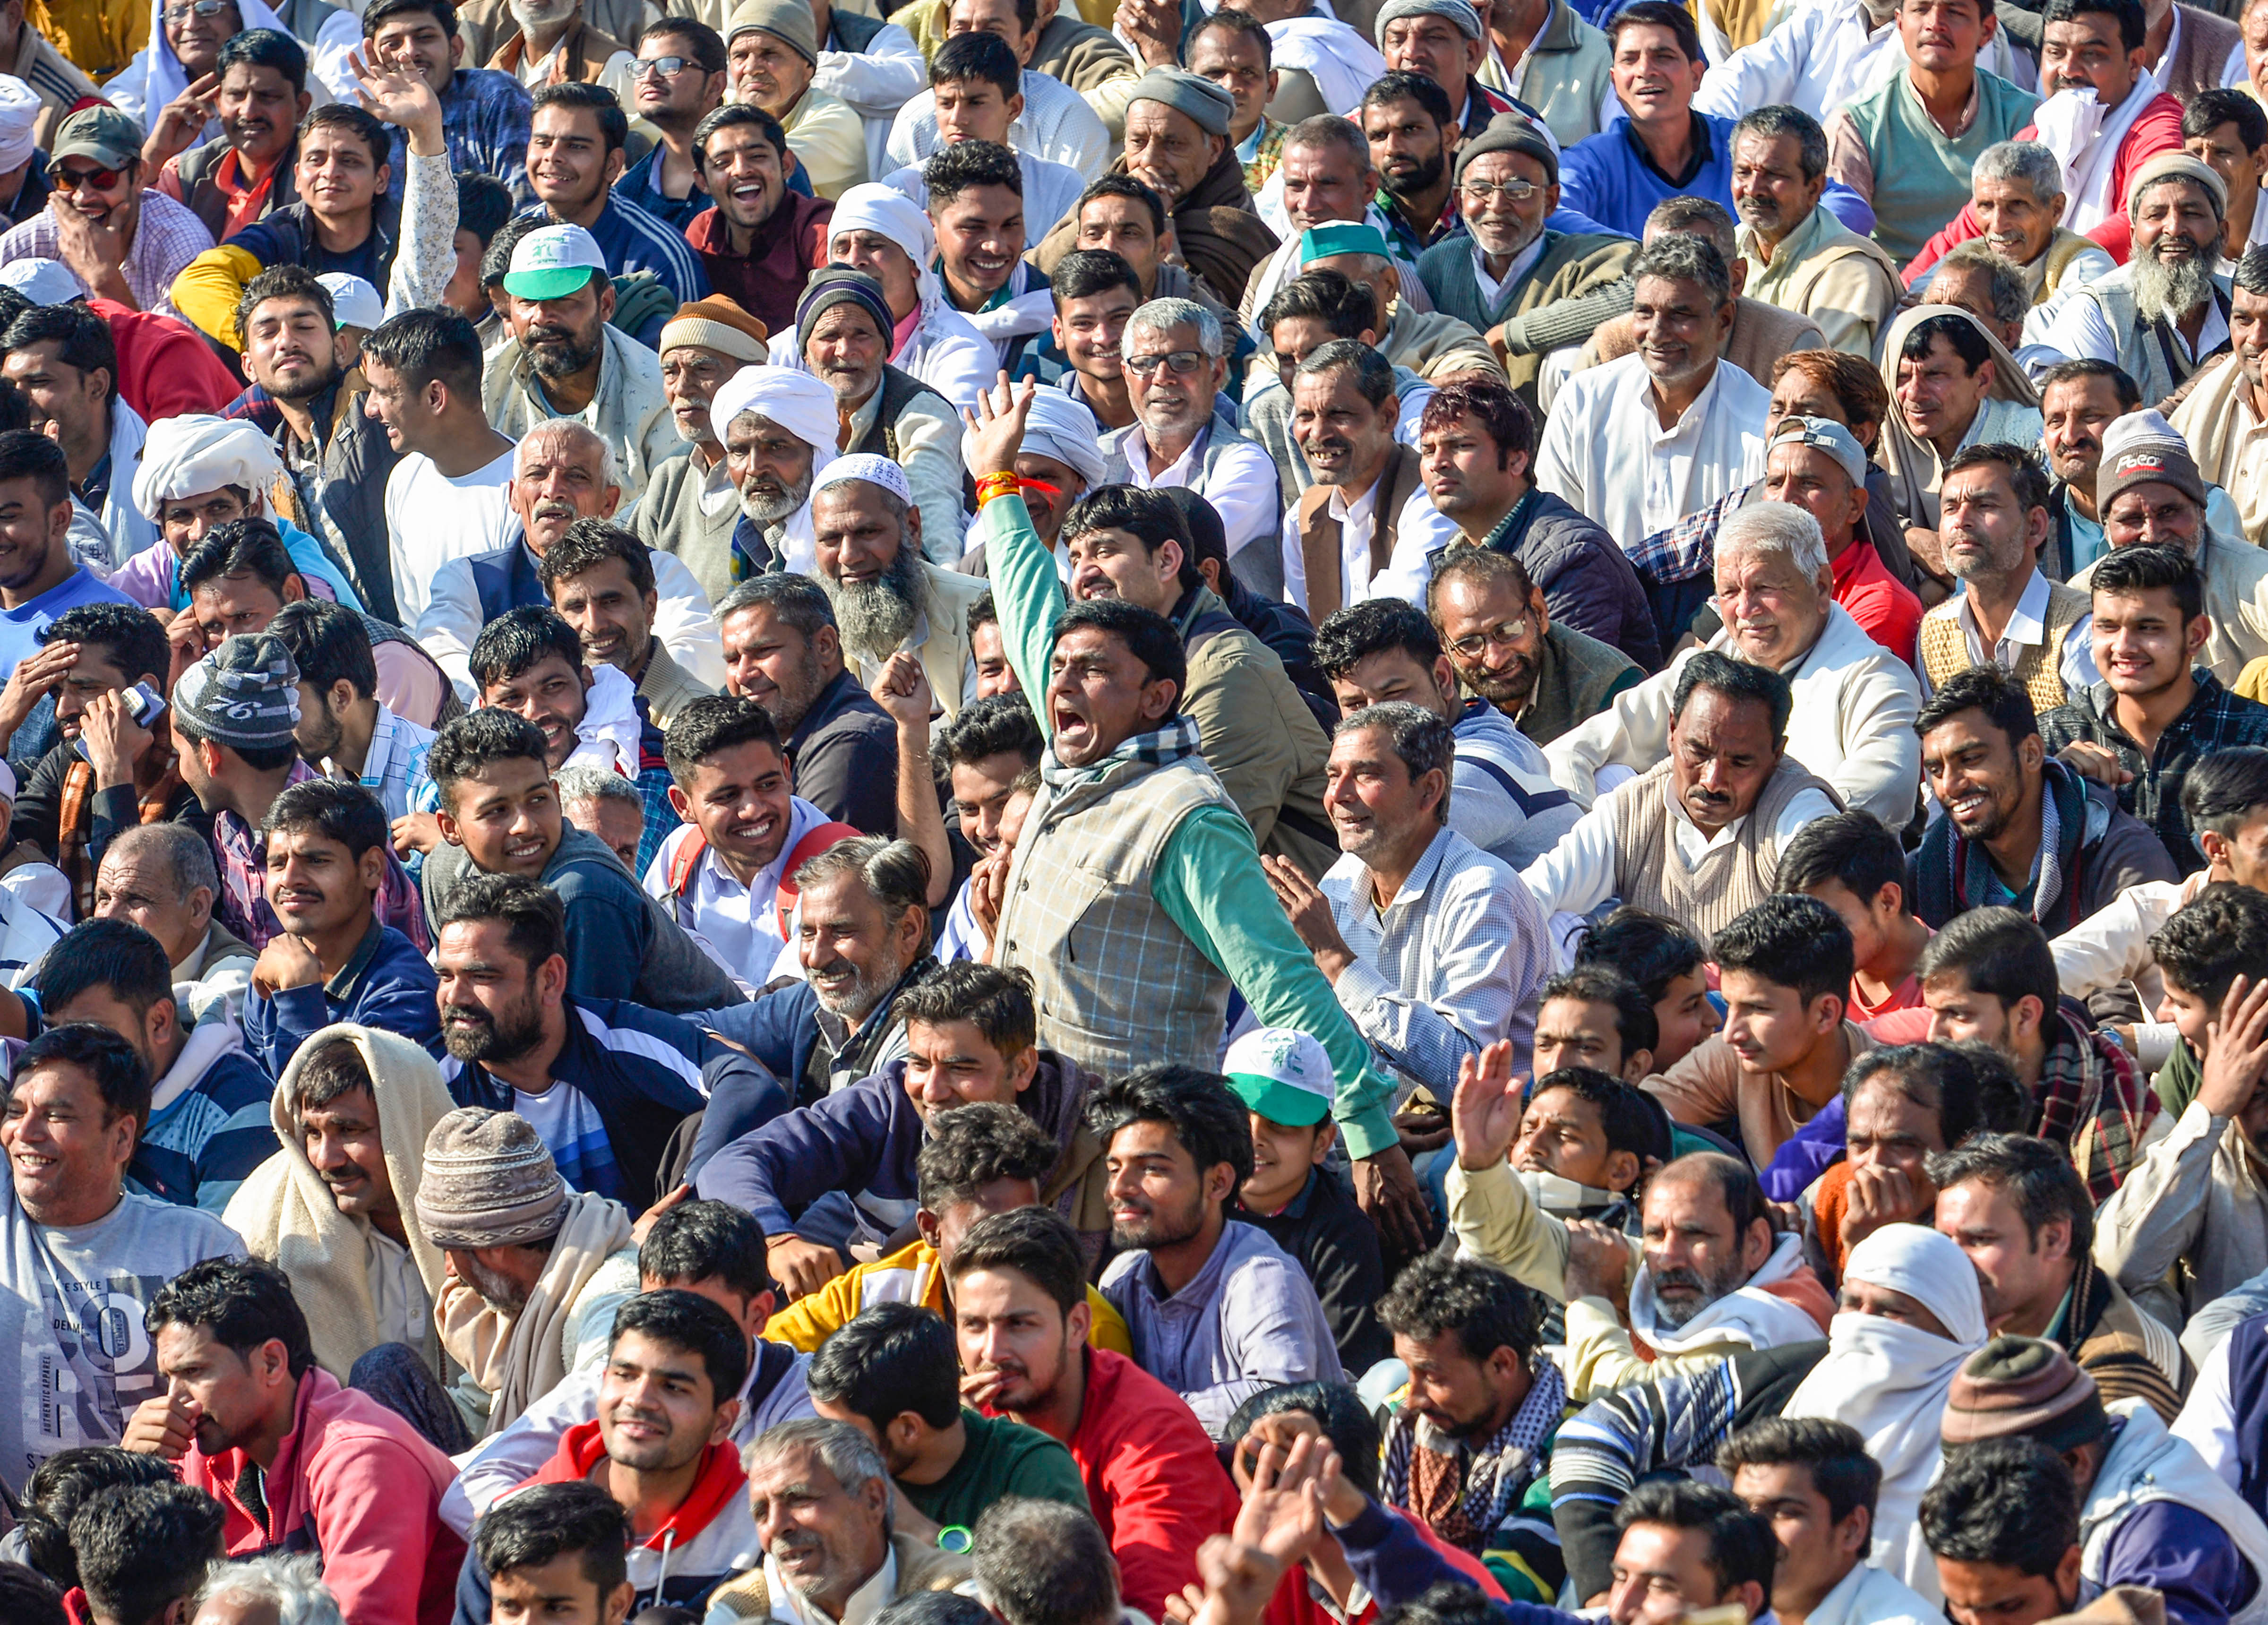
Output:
[1784, 1222, 1992, 1604]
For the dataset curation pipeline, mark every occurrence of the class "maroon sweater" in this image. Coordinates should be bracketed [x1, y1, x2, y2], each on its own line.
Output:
[684, 190, 834, 336]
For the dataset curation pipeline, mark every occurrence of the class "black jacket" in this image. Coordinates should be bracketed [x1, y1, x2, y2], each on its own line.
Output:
[1215, 568, 1337, 733]
[786, 669, 900, 836]
[1487, 489, 1662, 670]
[1238, 1168, 1389, 1374]
[225, 374, 406, 622]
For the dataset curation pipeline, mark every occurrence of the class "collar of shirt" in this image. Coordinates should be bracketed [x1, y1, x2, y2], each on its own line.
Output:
[1473, 232, 1548, 306]
[1622, 110, 1714, 188]
[1134, 1217, 1246, 1307]
[1631, 360, 1725, 446]
[1670, 795, 1750, 869]
[695, 796, 828, 914]
[1741, 199, 1831, 279]
[323, 915, 389, 1002]
[1328, 823, 1460, 925]
[770, 1548, 899, 1625]
[349, 703, 404, 787]
[2083, 666, 2225, 750]
[1905, 67, 1983, 137]
[1326, 468, 1383, 533]
[1123, 421, 1211, 487]
[1954, 567, 2053, 662]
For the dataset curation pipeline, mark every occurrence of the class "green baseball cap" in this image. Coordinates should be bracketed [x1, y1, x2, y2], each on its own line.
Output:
[50, 105, 143, 172]
[1224, 1027, 1338, 1128]
[1298, 221, 1393, 266]
[504, 223, 608, 301]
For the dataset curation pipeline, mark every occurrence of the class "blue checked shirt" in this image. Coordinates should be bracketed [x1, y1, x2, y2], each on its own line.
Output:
[2039, 671, 2268, 874]
[390, 67, 534, 207]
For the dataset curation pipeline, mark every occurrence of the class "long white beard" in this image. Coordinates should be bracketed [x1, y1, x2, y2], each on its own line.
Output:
[836, 551, 925, 667]
[2133, 249, 2216, 326]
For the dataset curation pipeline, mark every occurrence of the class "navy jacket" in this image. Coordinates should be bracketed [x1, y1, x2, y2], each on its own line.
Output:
[243, 920, 440, 1079]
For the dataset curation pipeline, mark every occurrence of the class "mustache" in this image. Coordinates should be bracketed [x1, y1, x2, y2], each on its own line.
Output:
[441, 1002, 493, 1026]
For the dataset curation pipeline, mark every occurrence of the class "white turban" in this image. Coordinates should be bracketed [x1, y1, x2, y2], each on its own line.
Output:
[975, 388, 1107, 490]
[826, 183, 945, 317]
[132, 414, 288, 523]
[709, 365, 841, 575]
[0, 77, 38, 175]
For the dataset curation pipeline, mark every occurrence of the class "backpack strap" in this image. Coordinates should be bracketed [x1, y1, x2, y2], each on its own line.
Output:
[665, 827, 709, 900]
[773, 820, 865, 939]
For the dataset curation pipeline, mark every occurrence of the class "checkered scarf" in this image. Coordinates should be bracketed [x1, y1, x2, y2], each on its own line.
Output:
[2036, 1003, 2154, 1204]
[1040, 714, 1204, 793]
[1382, 1356, 1567, 1554]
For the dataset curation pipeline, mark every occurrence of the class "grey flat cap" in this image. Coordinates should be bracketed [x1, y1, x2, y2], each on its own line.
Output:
[1129, 67, 1237, 138]
[1453, 111, 1559, 188]
[1375, 0, 1485, 44]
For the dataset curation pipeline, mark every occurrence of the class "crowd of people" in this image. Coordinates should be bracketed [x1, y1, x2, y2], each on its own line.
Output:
[6, 0, 2268, 1622]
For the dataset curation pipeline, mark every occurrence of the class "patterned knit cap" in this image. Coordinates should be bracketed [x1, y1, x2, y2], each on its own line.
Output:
[1941, 1335, 2109, 1454]
[413, 1108, 568, 1247]
[173, 634, 301, 753]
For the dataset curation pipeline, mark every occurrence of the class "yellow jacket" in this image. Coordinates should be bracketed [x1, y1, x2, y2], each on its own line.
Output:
[766, 1237, 1133, 1355]
[27, 0, 146, 82]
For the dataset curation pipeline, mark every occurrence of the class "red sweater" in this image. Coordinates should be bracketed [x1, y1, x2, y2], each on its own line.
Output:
[1832, 536, 1924, 668]
[177, 1366, 465, 1625]
[1263, 1509, 1509, 1625]
[90, 296, 244, 423]
[1904, 91, 2185, 276]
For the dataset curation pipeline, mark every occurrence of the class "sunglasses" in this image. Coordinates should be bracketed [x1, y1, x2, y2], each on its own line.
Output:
[49, 163, 124, 190]
[634, 54, 696, 78]
[162, 0, 232, 21]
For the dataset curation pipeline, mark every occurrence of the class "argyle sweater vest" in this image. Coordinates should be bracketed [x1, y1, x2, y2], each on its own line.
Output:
[1607, 756, 1843, 937]
[1917, 581, 2090, 713]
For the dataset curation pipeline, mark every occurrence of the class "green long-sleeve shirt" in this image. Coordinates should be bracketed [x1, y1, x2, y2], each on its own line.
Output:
[981, 491, 1400, 1157]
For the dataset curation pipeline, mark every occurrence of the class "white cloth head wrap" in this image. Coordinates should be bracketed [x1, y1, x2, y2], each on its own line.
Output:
[708, 365, 842, 576]
[813, 451, 913, 506]
[826, 183, 945, 319]
[960, 387, 1108, 489]
[132, 413, 288, 523]
[1783, 1224, 1989, 1604]
[563, 662, 645, 782]
[0, 77, 39, 175]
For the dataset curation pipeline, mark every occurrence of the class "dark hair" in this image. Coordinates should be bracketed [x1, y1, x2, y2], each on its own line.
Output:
[1312, 599, 1440, 685]
[640, 1198, 774, 1301]
[2242, 246, 2268, 301]
[640, 14, 727, 71]
[34, 917, 174, 1021]
[663, 693, 782, 789]
[1606, 0, 1704, 61]
[1717, 1418, 1882, 1526]
[1942, 442, 2052, 516]
[1917, 906, 2059, 1014]
[937, 691, 1042, 773]
[1713, 894, 1854, 1011]
[944, 1204, 1088, 1315]
[1378, 1584, 1500, 1625]
[972, 1499, 1120, 1625]
[362, 0, 460, 40]
[1533, 1064, 1671, 1167]
[262, 775, 390, 862]
[9, 1023, 152, 1131]
[16, 1449, 180, 1592]
[696, 102, 789, 167]
[180, 516, 298, 601]
[1086, 1064, 1254, 1187]
[1337, 702, 1456, 825]
[1418, 377, 1533, 465]
[1360, 70, 1453, 129]
[470, 605, 584, 694]
[1672, 649, 1794, 748]
[1077, 172, 1166, 237]
[0, 1564, 62, 1625]
[1259, 267, 1379, 341]
[267, 597, 377, 701]
[1058, 484, 1201, 594]
[1926, 1131, 2096, 1255]
[718, 572, 835, 639]
[437, 871, 567, 972]
[300, 102, 391, 168]
[2183, 746, 2268, 842]
[1730, 104, 1828, 181]
[915, 1099, 1058, 1213]
[1840, 1042, 2029, 1151]
[2153, 882, 2268, 1011]
[533, 79, 628, 153]
[808, 1301, 961, 1430]
[70, 1483, 226, 1625]
[894, 961, 1037, 1058]
[2187, 86, 2268, 153]
[233, 261, 333, 351]
[1615, 1479, 1777, 1600]
[147, 1257, 315, 1379]
[539, 517, 657, 600]
[931, 29, 1021, 97]
[37, 601, 165, 688]
[1922, 1437, 2080, 1574]
[2042, 0, 2145, 50]
[2, 301, 115, 386]
[1297, 339, 1396, 408]
[291, 1036, 374, 1112]
[2090, 542, 2205, 624]
[2037, 356, 2140, 411]
[609, 1287, 750, 1403]
[927, 137, 1024, 213]
[1192, 6, 1272, 65]
[1048, 597, 1188, 714]
[1427, 545, 1537, 627]
[427, 707, 551, 804]
[1050, 247, 1142, 306]
[1225, 1381, 1383, 1497]
[0, 429, 69, 511]
[876, 1597, 996, 1625]
[1574, 907, 1708, 1005]
[457, 172, 515, 252]
[1377, 1254, 1545, 1369]
[473, 1480, 633, 1600]
[1777, 810, 1909, 915]
[1538, 963, 1660, 1070]
[360, 306, 486, 403]
[1902, 311, 1993, 374]
[1915, 664, 2041, 752]
[1656, 1151, 1772, 1243]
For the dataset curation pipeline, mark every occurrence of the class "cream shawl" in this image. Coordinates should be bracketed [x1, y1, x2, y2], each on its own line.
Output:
[1877, 303, 2043, 531]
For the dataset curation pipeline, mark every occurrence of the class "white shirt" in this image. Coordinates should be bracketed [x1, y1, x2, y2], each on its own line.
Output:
[1519, 771, 1842, 918]
[814, 18, 928, 180]
[383, 444, 517, 622]
[1918, 569, 2101, 698]
[642, 797, 831, 991]
[95, 401, 157, 571]
[884, 151, 1089, 241]
[1279, 474, 1457, 612]
[1112, 421, 1284, 558]
[754, 1549, 903, 1625]
[885, 69, 1113, 181]
[1532, 352, 1772, 554]
[1473, 234, 1548, 311]
[1806, 1559, 1947, 1625]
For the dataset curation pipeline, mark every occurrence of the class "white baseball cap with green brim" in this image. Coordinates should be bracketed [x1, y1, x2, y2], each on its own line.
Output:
[504, 223, 609, 301]
[1223, 1026, 1338, 1128]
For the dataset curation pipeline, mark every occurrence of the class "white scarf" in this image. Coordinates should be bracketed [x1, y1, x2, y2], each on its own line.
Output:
[1626, 1230, 1826, 1356]
[564, 661, 646, 782]
[2034, 67, 2164, 238]
[1782, 1224, 1988, 1602]
[1264, 17, 1389, 117]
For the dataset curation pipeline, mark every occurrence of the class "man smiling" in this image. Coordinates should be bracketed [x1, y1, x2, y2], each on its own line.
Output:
[0, 104, 214, 319]
[684, 105, 830, 338]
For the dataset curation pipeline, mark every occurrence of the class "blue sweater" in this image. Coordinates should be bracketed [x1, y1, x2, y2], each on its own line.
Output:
[1560, 112, 1875, 242]
[128, 1032, 277, 1214]
[242, 919, 439, 1079]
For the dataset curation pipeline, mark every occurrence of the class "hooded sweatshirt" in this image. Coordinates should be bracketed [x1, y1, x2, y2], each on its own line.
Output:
[453, 1419, 760, 1618]
[127, 1018, 275, 1214]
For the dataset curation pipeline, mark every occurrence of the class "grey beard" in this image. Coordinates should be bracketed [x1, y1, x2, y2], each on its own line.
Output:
[835, 544, 926, 667]
[509, 0, 576, 30]
[527, 333, 600, 381]
[2134, 250, 2216, 326]
[740, 471, 812, 528]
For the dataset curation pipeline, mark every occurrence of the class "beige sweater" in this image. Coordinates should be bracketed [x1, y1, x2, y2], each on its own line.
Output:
[1643, 1023, 1877, 1169]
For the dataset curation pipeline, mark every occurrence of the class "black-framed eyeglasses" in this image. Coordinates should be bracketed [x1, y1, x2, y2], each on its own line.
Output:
[1124, 349, 1206, 378]
[634, 54, 694, 78]
[163, 1, 232, 22]
[1446, 618, 1531, 658]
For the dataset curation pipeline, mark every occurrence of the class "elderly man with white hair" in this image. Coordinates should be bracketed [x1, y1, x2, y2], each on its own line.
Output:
[768, 183, 993, 414]
[1547, 501, 1924, 828]
[808, 453, 984, 717]
[709, 362, 841, 580]
[1927, 142, 2118, 327]
[118, 414, 366, 614]
[415, 419, 725, 697]
[633, 296, 775, 605]
[1097, 295, 1282, 583]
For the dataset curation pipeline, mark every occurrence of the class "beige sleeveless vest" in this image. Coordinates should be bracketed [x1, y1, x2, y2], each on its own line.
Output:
[1916, 581, 2092, 714]
[1607, 756, 1845, 940]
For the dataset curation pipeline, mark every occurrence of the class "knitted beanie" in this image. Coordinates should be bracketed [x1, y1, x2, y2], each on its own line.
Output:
[1941, 1335, 2110, 1454]
[414, 1108, 569, 1248]
[660, 296, 771, 364]
[172, 633, 302, 754]
[2097, 409, 2208, 514]
[795, 265, 895, 354]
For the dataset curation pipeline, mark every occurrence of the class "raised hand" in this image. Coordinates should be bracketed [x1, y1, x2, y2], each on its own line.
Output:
[1451, 1038, 1526, 1171]
[2200, 973, 2268, 1120]
[961, 370, 1037, 480]
[872, 650, 936, 730]
[143, 72, 219, 171]
[349, 47, 445, 154]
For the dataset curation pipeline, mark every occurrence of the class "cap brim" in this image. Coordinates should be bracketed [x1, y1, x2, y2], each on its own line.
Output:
[504, 266, 601, 301]
[1227, 1072, 1333, 1127]
[49, 143, 135, 171]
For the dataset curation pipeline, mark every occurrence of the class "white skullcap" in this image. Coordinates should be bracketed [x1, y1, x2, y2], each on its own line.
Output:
[0, 258, 82, 306]
[318, 273, 384, 331]
[813, 451, 913, 506]
[827, 183, 936, 269]
[131, 414, 287, 523]
[707, 364, 842, 476]
[0, 77, 39, 176]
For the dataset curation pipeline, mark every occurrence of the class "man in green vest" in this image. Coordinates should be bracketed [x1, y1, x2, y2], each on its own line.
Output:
[962, 376, 1434, 1260]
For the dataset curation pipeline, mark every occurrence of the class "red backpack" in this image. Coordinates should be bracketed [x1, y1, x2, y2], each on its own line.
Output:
[662, 818, 865, 940]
